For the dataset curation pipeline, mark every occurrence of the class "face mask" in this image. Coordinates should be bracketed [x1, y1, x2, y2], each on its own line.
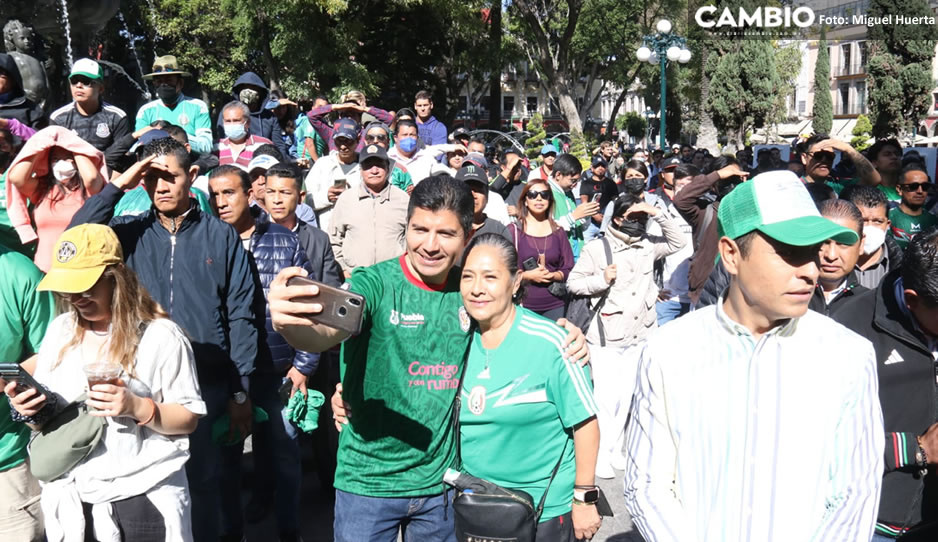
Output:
[155, 84, 179, 104]
[223, 122, 247, 141]
[398, 137, 418, 153]
[861, 225, 887, 255]
[52, 159, 77, 182]
[239, 88, 261, 108]
[615, 218, 646, 238]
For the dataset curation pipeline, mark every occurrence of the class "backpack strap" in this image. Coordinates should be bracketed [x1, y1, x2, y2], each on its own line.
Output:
[595, 237, 613, 347]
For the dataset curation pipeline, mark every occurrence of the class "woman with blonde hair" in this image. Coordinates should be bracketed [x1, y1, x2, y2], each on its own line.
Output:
[6, 223, 205, 542]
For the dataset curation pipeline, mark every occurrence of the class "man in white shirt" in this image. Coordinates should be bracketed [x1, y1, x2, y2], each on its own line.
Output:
[527, 144, 558, 182]
[649, 159, 694, 323]
[303, 118, 361, 230]
[387, 119, 448, 184]
[624, 171, 884, 542]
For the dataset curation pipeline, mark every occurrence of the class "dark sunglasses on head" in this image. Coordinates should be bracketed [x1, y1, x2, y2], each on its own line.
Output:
[808, 151, 835, 162]
[69, 76, 94, 86]
[525, 190, 552, 201]
[899, 182, 933, 192]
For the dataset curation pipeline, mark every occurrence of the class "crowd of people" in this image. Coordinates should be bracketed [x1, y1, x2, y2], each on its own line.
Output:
[0, 50, 937, 542]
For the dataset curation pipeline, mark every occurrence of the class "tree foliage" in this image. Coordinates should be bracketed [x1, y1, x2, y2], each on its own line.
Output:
[618, 111, 647, 141]
[812, 26, 832, 135]
[851, 114, 873, 151]
[525, 112, 547, 159]
[866, 0, 938, 138]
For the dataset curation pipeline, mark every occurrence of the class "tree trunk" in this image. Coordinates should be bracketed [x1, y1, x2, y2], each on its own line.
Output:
[555, 83, 584, 138]
[605, 87, 629, 137]
[256, 10, 281, 91]
[487, 0, 502, 130]
[696, 44, 719, 153]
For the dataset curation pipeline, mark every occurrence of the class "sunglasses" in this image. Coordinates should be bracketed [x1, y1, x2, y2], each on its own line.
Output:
[150, 64, 179, 73]
[525, 190, 552, 201]
[365, 134, 389, 143]
[69, 76, 95, 86]
[899, 182, 933, 192]
[807, 151, 835, 162]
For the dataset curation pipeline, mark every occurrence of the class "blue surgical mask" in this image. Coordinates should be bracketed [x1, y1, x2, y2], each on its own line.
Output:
[398, 137, 418, 153]
[223, 122, 247, 141]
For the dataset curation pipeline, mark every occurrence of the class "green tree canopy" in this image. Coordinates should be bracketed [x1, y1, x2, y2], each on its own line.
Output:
[812, 26, 832, 135]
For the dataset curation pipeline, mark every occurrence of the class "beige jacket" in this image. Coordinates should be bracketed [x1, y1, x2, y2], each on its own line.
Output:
[329, 181, 409, 272]
[567, 214, 686, 347]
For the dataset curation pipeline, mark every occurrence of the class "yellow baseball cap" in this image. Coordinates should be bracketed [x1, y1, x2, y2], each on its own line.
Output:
[37, 224, 123, 293]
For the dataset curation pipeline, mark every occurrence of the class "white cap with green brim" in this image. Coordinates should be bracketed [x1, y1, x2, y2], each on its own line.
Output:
[717, 170, 859, 246]
[69, 58, 103, 80]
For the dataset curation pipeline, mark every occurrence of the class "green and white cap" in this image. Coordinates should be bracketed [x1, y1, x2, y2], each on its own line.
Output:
[69, 58, 103, 80]
[717, 170, 859, 246]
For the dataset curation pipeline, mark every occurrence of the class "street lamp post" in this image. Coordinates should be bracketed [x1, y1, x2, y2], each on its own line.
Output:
[635, 20, 691, 150]
[643, 107, 655, 148]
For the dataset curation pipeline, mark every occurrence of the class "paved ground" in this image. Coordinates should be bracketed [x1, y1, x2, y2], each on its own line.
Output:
[239, 434, 642, 541]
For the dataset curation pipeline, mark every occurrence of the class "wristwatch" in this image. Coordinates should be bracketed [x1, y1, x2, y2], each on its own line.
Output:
[232, 391, 248, 405]
[573, 487, 599, 505]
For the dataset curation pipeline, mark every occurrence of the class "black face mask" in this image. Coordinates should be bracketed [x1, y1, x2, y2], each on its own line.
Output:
[717, 177, 742, 200]
[155, 84, 179, 104]
[616, 218, 646, 237]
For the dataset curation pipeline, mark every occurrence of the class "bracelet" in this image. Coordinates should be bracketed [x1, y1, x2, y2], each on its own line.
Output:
[571, 499, 595, 506]
[574, 484, 598, 489]
[917, 436, 929, 470]
[136, 397, 157, 426]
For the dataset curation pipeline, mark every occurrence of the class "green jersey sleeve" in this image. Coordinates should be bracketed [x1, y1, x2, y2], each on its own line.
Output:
[548, 349, 598, 430]
[347, 264, 386, 322]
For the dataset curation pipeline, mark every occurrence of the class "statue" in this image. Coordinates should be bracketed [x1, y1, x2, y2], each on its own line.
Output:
[3, 20, 49, 111]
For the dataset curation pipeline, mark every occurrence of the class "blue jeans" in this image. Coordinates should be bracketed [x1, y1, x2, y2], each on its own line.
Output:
[655, 300, 691, 325]
[186, 380, 229, 542]
[220, 371, 302, 536]
[334, 488, 456, 542]
[250, 373, 301, 532]
[871, 535, 895, 542]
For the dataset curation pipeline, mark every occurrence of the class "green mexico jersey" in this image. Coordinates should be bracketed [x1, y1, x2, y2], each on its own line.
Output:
[113, 186, 214, 218]
[337, 255, 473, 497]
[889, 207, 938, 250]
[0, 247, 54, 471]
[459, 308, 597, 520]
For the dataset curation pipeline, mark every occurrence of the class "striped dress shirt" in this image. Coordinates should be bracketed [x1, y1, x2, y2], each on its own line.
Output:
[623, 301, 884, 542]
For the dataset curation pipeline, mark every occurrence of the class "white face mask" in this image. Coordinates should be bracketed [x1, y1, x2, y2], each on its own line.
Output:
[861, 225, 887, 255]
[52, 159, 77, 182]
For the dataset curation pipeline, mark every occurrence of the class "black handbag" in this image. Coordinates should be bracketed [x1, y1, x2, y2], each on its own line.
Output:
[445, 349, 568, 542]
[564, 236, 613, 345]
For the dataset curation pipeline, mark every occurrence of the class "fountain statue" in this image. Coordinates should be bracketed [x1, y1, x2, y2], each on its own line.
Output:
[2, 20, 49, 111]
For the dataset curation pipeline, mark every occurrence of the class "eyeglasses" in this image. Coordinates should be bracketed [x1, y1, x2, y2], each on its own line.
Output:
[899, 182, 933, 192]
[150, 64, 178, 73]
[525, 190, 552, 201]
[807, 151, 835, 162]
[365, 134, 389, 143]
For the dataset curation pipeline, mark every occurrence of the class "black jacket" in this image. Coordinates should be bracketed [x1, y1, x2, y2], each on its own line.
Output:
[215, 71, 288, 159]
[296, 219, 343, 288]
[69, 183, 258, 391]
[49, 101, 131, 172]
[832, 270, 938, 536]
[248, 210, 318, 375]
[0, 54, 45, 129]
[808, 270, 867, 316]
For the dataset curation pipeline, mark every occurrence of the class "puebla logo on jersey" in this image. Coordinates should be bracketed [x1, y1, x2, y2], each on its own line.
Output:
[458, 306, 471, 332]
[389, 309, 425, 328]
[95, 122, 110, 138]
[177, 113, 190, 126]
[468, 385, 486, 415]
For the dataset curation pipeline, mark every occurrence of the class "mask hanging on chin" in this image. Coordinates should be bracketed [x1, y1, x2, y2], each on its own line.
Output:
[861, 225, 887, 255]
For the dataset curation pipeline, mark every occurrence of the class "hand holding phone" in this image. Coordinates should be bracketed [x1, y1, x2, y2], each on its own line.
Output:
[286, 276, 366, 335]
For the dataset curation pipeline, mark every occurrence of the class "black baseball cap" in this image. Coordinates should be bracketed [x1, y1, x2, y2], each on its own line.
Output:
[358, 144, 389, 165]
[452, 127, 471, 140]
[662, 157, 681, 169]
[592, 156, 608, 168]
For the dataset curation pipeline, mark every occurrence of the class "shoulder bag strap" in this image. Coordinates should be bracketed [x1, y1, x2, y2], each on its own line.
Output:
[535, 438, 570, 520]
[452, 335, 474, 469]
[595, 237, 613, 347]
[695, 204, 715, 251]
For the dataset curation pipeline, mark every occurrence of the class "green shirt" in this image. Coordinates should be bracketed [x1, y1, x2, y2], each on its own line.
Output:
[390, 166, 413, 192]
[888, 207, 938, 250]
[459, 308, 596, 520]
[113, 186, 214, 217]
[135, 95, 213, 154]
[0, 247, 54, 471]
[294, 115, 327, 161]
[878, 184, 901, 203]
[337, 255, 472, 497]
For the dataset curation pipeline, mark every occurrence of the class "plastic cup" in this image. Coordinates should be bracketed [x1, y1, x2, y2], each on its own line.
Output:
[83, 362, 122, 389]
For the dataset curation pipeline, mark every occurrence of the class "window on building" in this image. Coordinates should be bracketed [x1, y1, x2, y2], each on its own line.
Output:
[841, 44, 851, 75]
[858, 41, 868, 71]
[503, 96, 515, 117]
[856, 82, 866, 114]
[798, 100, 806, 114]
[839, 83, 850, 115]
[549, 98, 560, 116]
[527, 96, 538, 113]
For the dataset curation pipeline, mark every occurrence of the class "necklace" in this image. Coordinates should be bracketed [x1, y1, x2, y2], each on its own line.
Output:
[477, 346, 492, 379]
[531, 232, 548, 259]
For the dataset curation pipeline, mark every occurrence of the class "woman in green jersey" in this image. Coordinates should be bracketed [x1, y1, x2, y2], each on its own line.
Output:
[457, 233, 602, 541]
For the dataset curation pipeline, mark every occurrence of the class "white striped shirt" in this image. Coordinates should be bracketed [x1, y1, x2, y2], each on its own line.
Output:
[623, 301, 884, 542]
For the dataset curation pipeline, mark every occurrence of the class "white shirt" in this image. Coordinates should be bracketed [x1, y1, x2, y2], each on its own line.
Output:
[388, 146, 448, 184]
[303, 151, 361, 231]
[648, 193, 694, 303]
[624, 302, 883, 542]
[34, 315, 205, 541]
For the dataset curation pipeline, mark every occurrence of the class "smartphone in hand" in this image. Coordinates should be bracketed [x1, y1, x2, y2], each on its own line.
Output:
[286, 276, 366, 335]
